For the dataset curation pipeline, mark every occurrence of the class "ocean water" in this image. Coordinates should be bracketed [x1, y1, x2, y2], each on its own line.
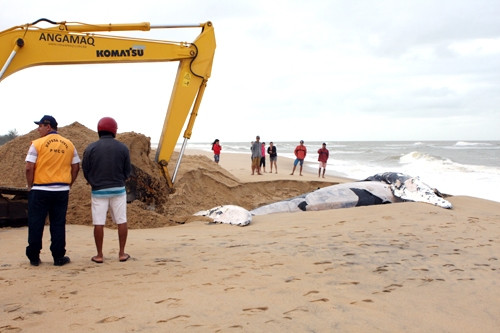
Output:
[179, 141, 500, 203]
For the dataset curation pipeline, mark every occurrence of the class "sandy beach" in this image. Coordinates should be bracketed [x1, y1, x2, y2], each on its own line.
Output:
[1, 146, 499, 332]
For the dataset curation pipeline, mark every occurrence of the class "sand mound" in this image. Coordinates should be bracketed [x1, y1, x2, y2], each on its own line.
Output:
[0, 123, 328, 228]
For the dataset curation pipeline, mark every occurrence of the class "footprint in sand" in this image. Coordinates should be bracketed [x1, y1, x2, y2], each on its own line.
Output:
[339, 281, 360, 285]
[412, 268, 430, 271]
[157, 315, 190, 323]
[97, 316, 125, 323]
[154, 298, 181, 306]
[450, 268, 464, 272]
[4, 303, 23, 315]
[0, 325, 22, 332]
[243, 307, 268, 313]
[153, 258, 180, 266]
[373, 265, 389, 273]
[382, 284, 403, 293]
[283, 306, 308, 315]
[350, 299, 374, 304]
[59, 290, 78, 299]
[285, 277, 301, 283]
[310, 298, 329, 303]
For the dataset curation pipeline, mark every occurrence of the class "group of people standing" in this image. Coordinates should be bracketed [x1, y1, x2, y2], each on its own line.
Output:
[289, 140, 329, 177]
[250, 136, 329, 177]
[250, 136, 278, 175]
[25, 115, 131, 267]
[211, 137, 330, 177]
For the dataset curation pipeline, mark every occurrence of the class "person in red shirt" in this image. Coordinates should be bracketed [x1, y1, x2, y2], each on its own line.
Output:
[211, 139, 222, 164]
[317, 142, 329, 178]
[290, 140, 307, 176]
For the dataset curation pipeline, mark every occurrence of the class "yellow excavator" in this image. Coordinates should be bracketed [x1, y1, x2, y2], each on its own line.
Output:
[0, 18, 216, 225]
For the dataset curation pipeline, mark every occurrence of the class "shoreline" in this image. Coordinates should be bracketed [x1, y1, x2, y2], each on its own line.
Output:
[180, 140, 500, 203]
[183, 148, 356, 184]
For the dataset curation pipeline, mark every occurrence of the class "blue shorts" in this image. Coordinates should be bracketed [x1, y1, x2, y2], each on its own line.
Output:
[294, 158, 304, 166]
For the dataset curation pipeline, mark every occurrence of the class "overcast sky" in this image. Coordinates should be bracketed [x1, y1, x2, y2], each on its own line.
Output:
[1, 0, 499, 143]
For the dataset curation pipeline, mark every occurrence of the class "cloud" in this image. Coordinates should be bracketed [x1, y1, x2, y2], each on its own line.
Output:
[1, 0, 499, 143]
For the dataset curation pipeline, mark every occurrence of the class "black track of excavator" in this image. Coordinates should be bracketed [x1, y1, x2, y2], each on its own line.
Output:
[0, 186, 28, 227]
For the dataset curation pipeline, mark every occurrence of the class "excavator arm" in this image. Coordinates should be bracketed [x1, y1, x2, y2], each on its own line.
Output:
[0, 18, 216, 187]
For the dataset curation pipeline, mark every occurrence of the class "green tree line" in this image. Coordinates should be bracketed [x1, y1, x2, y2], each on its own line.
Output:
[0, 129, 18, 145]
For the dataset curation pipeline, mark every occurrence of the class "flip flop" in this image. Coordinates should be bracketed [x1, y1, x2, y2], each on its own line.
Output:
[91, 256, 103, 264]
[119, 254, 130, 262]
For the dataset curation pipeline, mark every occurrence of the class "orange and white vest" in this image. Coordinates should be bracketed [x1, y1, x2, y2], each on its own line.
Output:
[32, 133, 75, 186]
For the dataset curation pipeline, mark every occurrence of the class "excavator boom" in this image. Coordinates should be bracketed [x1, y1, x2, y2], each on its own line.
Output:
[0, 18, 216, 187]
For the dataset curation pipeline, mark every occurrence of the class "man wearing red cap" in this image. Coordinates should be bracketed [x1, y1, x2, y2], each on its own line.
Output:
[25, 115, 80, 266]
[82, 117, 131, 263]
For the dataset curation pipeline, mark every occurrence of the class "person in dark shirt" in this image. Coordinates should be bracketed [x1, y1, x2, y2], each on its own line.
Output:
[82, 117, 131, 263]
[267, 142, 278, 173]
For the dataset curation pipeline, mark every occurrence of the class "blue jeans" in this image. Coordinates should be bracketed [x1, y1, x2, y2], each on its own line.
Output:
[294, 158, 304, 166]
[26, 190, 69, 261]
